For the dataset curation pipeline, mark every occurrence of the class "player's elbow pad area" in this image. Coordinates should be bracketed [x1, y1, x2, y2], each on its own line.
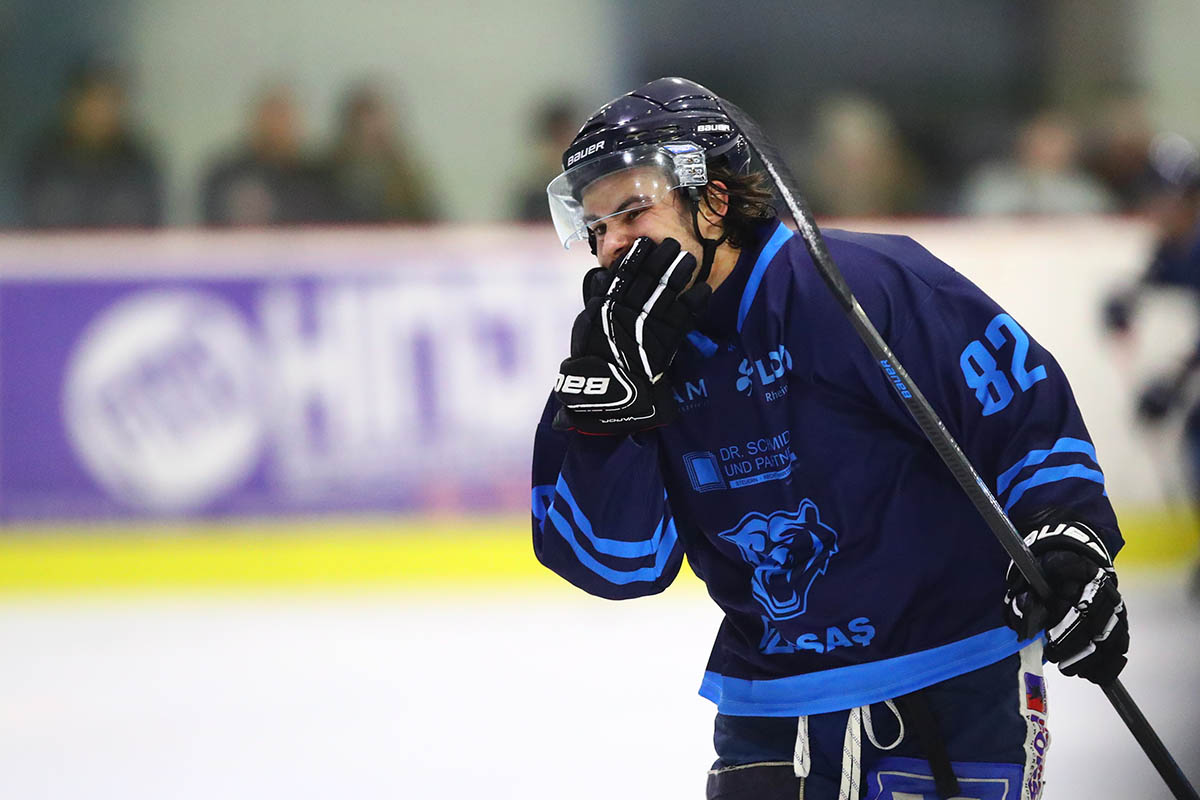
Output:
[532, 484, 682, 600]
[535, 542, 681, 600]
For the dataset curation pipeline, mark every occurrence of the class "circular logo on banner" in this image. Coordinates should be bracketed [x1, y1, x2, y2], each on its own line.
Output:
[63, 290, 265, 512]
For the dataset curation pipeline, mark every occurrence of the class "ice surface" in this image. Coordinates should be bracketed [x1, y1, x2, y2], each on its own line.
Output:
[0, 570, 1196, 799]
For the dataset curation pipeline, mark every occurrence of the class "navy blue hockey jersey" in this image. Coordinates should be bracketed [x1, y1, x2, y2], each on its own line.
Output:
[1144, 222, 1200, 291]
[531, 219, 1122, 717]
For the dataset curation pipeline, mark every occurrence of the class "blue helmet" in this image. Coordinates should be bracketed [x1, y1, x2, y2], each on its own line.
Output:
[562, 77, 750, 174]
[1148, 132, 1200, 196]
[547, 77, 751, 250]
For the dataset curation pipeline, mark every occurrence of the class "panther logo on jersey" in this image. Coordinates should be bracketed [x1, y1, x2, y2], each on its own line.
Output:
[717, 499, 839, 620]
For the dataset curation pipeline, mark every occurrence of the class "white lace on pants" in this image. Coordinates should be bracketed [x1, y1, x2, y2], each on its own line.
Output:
[793, 700, 905, 800]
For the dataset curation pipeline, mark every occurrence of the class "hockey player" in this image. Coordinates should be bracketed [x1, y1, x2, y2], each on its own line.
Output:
[532, 78, 1129, 800]
[1104, 132, 1200, 601]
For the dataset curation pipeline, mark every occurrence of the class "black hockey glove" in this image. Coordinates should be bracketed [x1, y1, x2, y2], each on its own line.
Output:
[1137, 376, 1181, 423]
[553, 237, 711, 435]
[1101, 293, 1133, 334]
[1003, 521, 1129, 685]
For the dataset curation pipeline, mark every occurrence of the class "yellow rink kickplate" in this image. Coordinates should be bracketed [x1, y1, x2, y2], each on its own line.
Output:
[0, 515, 551, 592]
[0, 509, 1196, 593]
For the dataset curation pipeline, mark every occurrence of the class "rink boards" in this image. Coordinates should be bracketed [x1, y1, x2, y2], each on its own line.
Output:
[1, 220, 1198, 591]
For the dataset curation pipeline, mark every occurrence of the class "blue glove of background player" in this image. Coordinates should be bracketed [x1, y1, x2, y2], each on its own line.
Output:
[553, 237, 711, 435]
[1003, 521, 1129, 685]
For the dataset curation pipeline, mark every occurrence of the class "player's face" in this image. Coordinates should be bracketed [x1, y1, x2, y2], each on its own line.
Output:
[581, 167, 700, 269]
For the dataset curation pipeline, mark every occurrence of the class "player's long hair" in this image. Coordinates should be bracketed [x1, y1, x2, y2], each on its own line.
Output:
[702, 164, 777, 250]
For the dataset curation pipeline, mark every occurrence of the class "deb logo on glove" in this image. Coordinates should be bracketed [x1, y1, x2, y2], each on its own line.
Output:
[553, 237, 711, 435]
[555, 373, 611, 395]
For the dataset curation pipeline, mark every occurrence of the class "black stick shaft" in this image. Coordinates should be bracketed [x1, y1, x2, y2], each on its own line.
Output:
[713, 95, 1199, 800]
[1103, 681, 1199, 800]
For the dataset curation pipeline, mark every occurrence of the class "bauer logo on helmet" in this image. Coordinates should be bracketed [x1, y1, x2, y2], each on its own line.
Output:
[566, 140, 606, 168]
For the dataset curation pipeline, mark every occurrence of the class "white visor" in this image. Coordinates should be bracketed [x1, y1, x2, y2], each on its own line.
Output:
[546, 142, 707, 248]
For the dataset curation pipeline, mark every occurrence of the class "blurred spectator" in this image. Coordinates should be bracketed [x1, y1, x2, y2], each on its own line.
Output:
[959, 110, 1116, 216]
[325, 84, 438, 223]
[1083, 91, 1161, 212]
[20, 61, 164, 229]
[806, 94, 925, 218]
[202, 85, 336, 226]
[512, 98, 578, 222]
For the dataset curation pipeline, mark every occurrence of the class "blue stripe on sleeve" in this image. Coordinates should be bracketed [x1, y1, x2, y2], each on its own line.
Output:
[996, 437, 1097, 495]
[531, 484, 555, 523]
[555, 477, 670, 558]
[737, 222, 794, 333]
[1002, 464, 1106, 513]
[546, 505, 679, 586]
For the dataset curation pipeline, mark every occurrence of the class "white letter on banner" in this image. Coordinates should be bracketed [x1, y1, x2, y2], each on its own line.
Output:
[362, 281, 440, 446]
[439, 273, 575, 446]
[259, 281, 370, 488]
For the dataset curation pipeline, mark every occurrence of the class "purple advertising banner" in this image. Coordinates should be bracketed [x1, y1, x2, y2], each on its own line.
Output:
[0, 227, 584, 522]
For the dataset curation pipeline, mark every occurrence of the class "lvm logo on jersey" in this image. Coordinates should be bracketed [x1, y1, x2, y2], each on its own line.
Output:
[736, 344, 792, 400]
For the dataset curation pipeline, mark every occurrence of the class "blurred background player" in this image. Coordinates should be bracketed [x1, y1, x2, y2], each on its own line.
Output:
[20, 60, 164, 230]
[1103, 132, 1200, 600]
[533, 77, 1129, 800]
[1083, 89, 1163, 213]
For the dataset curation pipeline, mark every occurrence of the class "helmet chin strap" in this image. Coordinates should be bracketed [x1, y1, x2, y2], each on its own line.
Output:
[687, 186, 728, 285]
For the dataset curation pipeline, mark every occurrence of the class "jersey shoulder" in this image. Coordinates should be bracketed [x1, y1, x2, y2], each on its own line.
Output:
[749, 227, 958, 337]
[754, 227, 959, 302]
[813, 228, 958, 290]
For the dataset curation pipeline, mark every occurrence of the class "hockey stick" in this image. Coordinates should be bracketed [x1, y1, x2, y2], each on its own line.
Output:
[711, 94, 1200, 800]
